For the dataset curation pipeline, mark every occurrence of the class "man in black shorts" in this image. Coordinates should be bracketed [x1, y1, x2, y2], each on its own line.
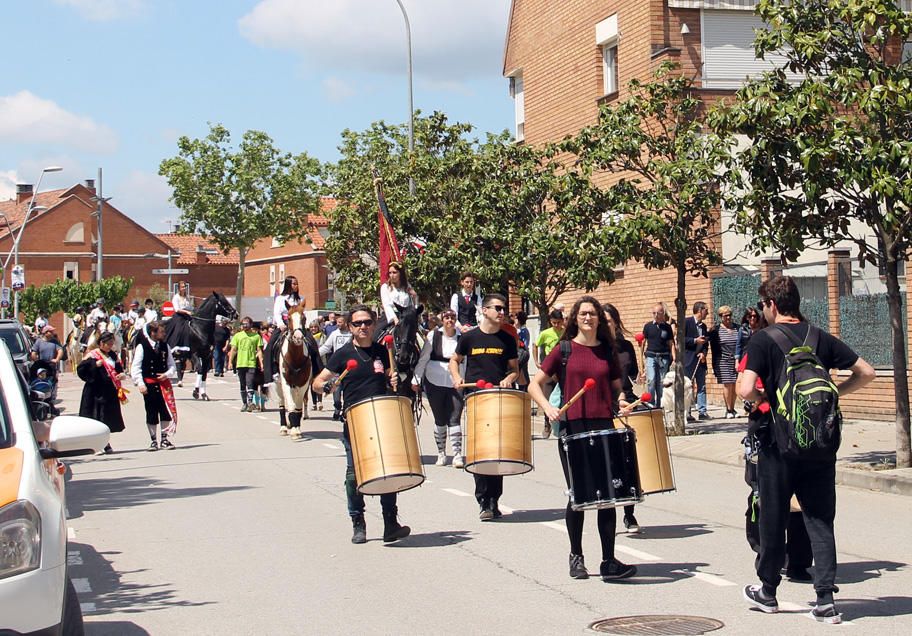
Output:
[449, 292, 519, 521]
[739, 276, 874, 624]
[312, 305, 410, 545]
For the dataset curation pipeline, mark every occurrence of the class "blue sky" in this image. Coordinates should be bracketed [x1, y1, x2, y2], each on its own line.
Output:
[1, 0, 513, 232]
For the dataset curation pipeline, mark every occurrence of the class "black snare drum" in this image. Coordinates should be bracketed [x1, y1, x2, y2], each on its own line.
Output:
[562, 428, 643, 511]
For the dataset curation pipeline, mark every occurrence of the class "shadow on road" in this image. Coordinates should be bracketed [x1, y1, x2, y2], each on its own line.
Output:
[296, 429, 343, 440]
[497, 508, 566, 523]
[838, 596, 912, 620]
[622, 562, 712, 586]
[86, 621, 151, 635]
[66, 476, 253, 518]
[836, 560, 907, 584]
[71, 540, 214, 619]
[384, 530, 473, 548]
[841, 450, 896, 465]
[627, 523, 713, 540]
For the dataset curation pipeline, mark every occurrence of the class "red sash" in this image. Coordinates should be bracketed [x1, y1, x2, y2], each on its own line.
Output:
[90, 350, 129, 404]
[144, 376, 179, 434]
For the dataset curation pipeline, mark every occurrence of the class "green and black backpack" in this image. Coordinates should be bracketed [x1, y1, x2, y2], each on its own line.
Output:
[767, 325, 842, 460]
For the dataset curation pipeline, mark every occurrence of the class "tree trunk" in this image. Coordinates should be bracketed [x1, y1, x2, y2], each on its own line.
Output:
[672, 264, 688, 436]
[234, 247, 247, 321]
[884, 255, 911, 468]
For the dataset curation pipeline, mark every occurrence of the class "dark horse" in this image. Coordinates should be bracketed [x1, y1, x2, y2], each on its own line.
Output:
[376, 303, 421, 408]
[165, 292, 237, 400]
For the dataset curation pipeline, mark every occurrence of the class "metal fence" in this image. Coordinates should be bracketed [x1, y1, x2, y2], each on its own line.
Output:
[840, 293, 907, 368]
[712, 273, 829, 330]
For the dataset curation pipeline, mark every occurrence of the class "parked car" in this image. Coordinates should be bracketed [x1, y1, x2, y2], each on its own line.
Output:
[0, 339, 110, 635]
[0, 318, 33, 377]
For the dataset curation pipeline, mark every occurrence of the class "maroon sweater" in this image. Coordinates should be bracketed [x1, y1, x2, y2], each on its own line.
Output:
[540, 340, 620, 421]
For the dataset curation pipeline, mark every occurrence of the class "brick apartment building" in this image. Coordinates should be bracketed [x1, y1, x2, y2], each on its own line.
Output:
[0, 180, 237, 319]
[243, 197, 338, 315]
[503, 0, 910, 418]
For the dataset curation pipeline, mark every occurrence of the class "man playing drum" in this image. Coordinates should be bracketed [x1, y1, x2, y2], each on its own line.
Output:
[529, 296, 638, 582]
[449, 293, 519, 521]
[312, 305, 411, 545]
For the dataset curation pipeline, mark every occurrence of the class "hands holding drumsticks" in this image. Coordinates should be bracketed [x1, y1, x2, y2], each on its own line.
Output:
[322, 359, 358, 394]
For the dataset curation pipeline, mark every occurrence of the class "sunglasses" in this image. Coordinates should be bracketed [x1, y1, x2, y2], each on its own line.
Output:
[577, 310, 599, 317]
[351, 319, 374, 328]
[756, 300, 768, 313]
[485, 305, 506, 313]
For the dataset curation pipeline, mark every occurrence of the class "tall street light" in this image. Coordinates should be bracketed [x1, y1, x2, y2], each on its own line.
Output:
[395, 0, 416, 195]
[9, 166, 63, 320]
[0, 212, 14, 319]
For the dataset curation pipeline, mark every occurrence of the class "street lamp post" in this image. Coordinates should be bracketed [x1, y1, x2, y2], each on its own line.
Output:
[395, 0, 416, 196]
[5, 166, 63, 321]
[0, 213, 14, 319]
[91, 167, 111, 282]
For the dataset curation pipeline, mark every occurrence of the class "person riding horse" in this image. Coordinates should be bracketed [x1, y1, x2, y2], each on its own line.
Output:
[165, 280, 194, 385]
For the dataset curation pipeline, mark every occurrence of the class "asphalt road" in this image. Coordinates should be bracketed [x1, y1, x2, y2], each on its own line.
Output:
[58, 372, 912, 635]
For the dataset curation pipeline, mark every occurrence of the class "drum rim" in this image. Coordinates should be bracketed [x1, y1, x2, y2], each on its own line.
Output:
[345, 393, 411, 414]
[465, 387, 530, 398]
[358, 472, 426, 495]
[464, 458, 534, 476]
[570, 495, 643, 511]
[564, 427, 630, 441]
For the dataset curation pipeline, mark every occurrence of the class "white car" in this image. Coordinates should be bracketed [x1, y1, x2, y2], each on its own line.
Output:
[0, 340, 109, 635]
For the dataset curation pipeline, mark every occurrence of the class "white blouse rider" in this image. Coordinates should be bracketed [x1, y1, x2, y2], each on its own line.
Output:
[380, 283, 416, 324]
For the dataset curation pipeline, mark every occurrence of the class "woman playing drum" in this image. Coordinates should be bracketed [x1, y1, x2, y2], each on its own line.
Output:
[529, 296, 637, 582]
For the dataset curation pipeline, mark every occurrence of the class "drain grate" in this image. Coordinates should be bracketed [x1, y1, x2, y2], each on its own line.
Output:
[589, 615, 724, 635]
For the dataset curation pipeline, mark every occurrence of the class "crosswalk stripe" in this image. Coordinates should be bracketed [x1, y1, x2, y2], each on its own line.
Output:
[72, 578, 92, 593]
[615, 544, 662, 562]
[67, 526, 76, 540]
[442, 488, 473, 497]
[80, 603, 97, 613]
[671, 569, 737, 586]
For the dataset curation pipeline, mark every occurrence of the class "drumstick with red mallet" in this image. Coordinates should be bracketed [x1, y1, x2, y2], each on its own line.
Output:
[382, 334, 396, 374]
[457, 380, 491, 389]
[635, 332, 646, 383]
[337, 359, 358, 382]
[625, 391, 653, 410]
[557, 378, 596, 416]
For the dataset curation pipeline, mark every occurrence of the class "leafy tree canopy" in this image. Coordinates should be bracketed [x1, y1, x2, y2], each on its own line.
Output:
[20, 276, 133, 323]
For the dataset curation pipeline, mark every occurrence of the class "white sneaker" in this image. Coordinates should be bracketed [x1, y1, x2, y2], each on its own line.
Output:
[279, 426, 288, 436]
[435, 453, 447, 466]
[452, 455, 465, 469]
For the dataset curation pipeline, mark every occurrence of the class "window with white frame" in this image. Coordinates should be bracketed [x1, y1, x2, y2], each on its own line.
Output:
[269, 265, 276, 284]
[63, 222, 84, 244]
[596, 14, 619, 96]
[271, 237, 283, 248]
[509, 72, 525, 142]
[279, 264, 286, 282]
[63, 262, 78, 280]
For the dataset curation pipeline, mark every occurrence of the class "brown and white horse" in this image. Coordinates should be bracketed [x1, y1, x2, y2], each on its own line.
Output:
[278, 303, 312, 439]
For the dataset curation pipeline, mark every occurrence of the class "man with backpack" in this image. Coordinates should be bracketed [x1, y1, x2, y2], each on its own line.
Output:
[738, 276, 875, 625]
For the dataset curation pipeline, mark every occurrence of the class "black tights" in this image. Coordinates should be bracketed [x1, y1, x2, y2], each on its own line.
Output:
[565, 503, 616, 561]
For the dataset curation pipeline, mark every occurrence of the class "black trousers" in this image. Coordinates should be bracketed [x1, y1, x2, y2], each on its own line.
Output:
[424, 380, 463, 428]
[757, 445, 837, 600]
[142, 384, 171, 425]
[237, 367, 256, 404]
[474, 474, 503, 507]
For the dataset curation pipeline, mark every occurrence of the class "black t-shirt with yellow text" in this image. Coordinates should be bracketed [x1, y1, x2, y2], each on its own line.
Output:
[455, 328, 518, 385]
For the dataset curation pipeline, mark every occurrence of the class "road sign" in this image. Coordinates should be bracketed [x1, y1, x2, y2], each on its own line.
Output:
[10, 265, 24, 291]
[161, 301, 175, 317]
[152, 268, 190, 275]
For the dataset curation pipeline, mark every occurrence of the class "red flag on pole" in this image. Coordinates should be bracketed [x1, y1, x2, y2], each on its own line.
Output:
[372, 167, 402, 284]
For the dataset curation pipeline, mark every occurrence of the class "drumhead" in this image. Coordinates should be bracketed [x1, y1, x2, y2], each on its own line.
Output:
[464, 459, 533, 476]
[358, 472, 425, 495]
[465, 387, 528, 400]
[564, 427, 632, 443]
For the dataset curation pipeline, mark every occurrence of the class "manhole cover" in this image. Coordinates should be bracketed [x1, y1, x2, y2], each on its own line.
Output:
[589, 615, 724, 635]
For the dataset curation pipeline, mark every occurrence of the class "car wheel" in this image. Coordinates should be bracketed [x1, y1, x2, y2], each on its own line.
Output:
[62, 576, 85, 636]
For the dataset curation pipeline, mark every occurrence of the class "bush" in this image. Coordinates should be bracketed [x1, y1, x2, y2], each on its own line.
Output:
[19, 277, 134, 323]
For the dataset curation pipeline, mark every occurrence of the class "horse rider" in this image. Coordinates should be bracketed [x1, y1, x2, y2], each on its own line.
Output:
[376, 261, 418, 339]
[80, 298, 108, 350]
[165, 280, 194, 386]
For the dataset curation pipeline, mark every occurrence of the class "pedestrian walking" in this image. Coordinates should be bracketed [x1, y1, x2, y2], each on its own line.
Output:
[228, 317, 264, 412]
[528, 296, 636, 582]
[449, 271, 482, 333]
[213, 317, 230, 377]
[640, 302, 674, 408]
[312, 305, 410, 545]
[739, 275, 875, 624]
[449, 293, 520, 521]
[318, 313, 353, 421]
[683, 301, 710, 421]
[413, 309, 463, 467]
[131, 321, 179, 451]
[709, 305, 739, 418]
[533, 309, 565, 439]
[77, 331, 127, 454]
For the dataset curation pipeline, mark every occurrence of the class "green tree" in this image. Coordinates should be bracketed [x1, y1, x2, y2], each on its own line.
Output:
[564, 62, 732, 435]
[159, 123, 322, 318]
[326, 112, 492, 308]
[464, 139, 626, 328]
[711, 0, 912, 467]
[19, 277, 133, 323]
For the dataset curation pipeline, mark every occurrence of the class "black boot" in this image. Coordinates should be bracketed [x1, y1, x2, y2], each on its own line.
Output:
[351, 514, 367, 544]
[382, 508, 411, 543]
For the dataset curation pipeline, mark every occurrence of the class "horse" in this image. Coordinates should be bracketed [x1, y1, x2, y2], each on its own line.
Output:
[166, 291, 237, 400]
[277, 303, 313, 439]
[65, 316, 84, 372]
[82, 320, 109, 358]
[378, 303, 422, 409]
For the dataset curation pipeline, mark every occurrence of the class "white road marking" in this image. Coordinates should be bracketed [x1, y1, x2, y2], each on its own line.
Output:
[498, 504, 515, 514]
[615, 544, 662, 562]
[671, 569, 737, 587]
[72, 578, 92, 593]
[442, 488, 473, 497]
[257, 416, 271, 421]
[322, 443, 341, 450]
[67, 526, 75, 540]
[67, 551, 83, 565]
[80, 602, 97, 613]
[541, 521, 565, 532]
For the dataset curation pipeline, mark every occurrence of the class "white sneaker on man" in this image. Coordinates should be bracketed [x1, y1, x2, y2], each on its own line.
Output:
[435, 453, 447, 466]
[452, 455, 465, 469]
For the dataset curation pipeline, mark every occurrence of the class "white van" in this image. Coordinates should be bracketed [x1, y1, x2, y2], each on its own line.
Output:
[0, 340, 109, 634]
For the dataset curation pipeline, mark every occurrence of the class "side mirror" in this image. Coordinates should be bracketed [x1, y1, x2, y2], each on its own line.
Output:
[40, 415, 110, 459]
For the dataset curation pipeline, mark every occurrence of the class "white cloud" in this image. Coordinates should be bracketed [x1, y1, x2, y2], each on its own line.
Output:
[0, 170, 18, 202]
[323, 77, 357, 102]
[0, 91, 118, 154]
[52, 0, 147, 22]
[238, 0, 511, 81]
[112, 170, 176, 233]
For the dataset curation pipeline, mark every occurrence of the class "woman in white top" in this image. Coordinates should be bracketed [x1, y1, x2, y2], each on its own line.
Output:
[378, 262, 418, 334]
[412, 309, 464, 467]
[273, 276, 303, 328]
